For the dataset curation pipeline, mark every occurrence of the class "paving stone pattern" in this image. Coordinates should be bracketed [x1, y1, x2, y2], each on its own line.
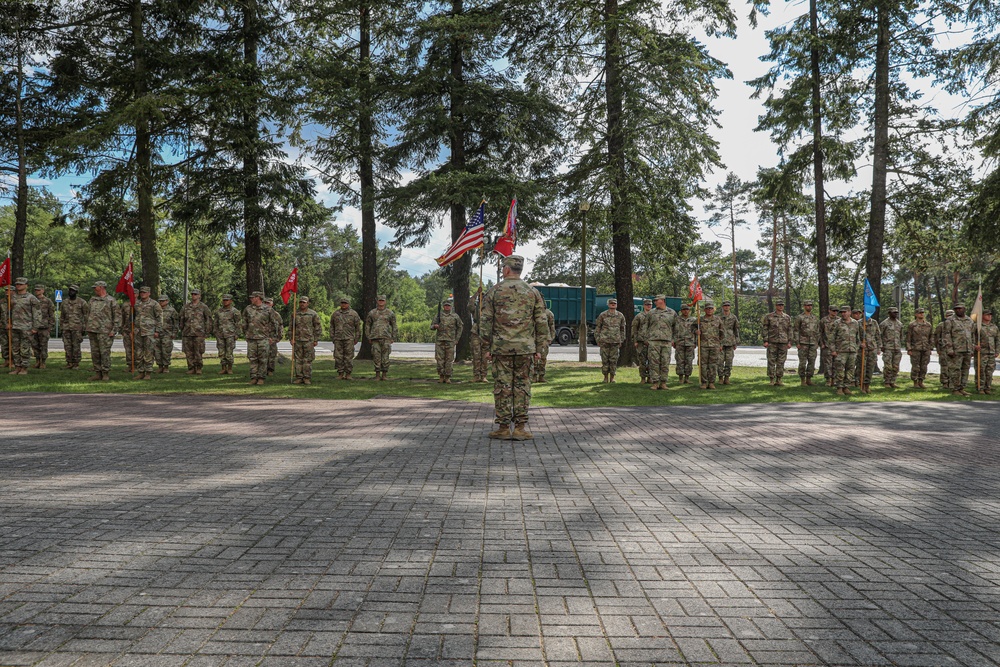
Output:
[1, 394, 999, 666]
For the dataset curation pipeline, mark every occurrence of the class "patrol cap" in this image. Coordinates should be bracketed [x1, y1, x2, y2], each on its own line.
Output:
[443, 299, 453, 306]
[190, 288, 201, 295]
[157, 294, 169, 302]
[340, 296, 350, 303]
[93, 280, 107, 288]
[984, 309, 993, 316]
[680, 303, 690, 311]
[250, 290, 264, 298]
[221, 293, 233, 300]
[953, 303, 965, 309]
[704, 301, 715, 309]
[803, 300, 813, 306]
[377, 294, 387, 301]
[263, 297, 274, 304]
[840, 305, 850, 312]
[829, 304, 839, 310]
[852, 307, 862, 313]
[775, 299, 784, 305]
[946, 309, 955, 316]
[653, 294, 667, 301]
[888, 306, 898, 313]
[299, 295, 309, 303]
[915, 307, 925, 313]
[722, 301, 731, 307]
[15, 277, 28, 285]
[139, 285, 151, 293]
[607, 298, 618, 305]
[34, 283, 45, 290]
[643, 299, 652, 305]
[502, 255, 524, 272]
[69, 284, 80, 291]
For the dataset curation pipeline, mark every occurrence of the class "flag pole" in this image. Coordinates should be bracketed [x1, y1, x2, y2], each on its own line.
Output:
[976, 281, 982, 393]
[696, 300, 703, 387]
[129, 254, 135, 374]
[290, 290, 296, 382]
[6, 281, 11, 369]
[861, 316, 866, 392]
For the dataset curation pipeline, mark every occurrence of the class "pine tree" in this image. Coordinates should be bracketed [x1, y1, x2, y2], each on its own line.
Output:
[705, 173, 751, 319]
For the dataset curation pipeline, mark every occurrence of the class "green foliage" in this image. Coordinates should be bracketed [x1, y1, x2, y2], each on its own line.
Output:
[397, 321, 435, 343]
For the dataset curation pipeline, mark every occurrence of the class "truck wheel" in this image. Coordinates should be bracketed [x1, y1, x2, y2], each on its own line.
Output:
[556, 329, 573, 346]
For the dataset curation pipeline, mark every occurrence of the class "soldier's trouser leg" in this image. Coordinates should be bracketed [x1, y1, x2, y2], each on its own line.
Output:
[32, 329, 50, 363]
[294, 341, 314, 380]
[470, 335, 484, 379]
[981, 355, 996, 391]
[536, 343, 549, 380]
[372, 340, 391, 373]
[767, 345, 787, 380]
[681, 346, 697, 377]
[435, 342, 455, 378]
[182, 337, 196, 370]
[648, 342, 671, 384]
[492, 354, 533, 425]
[834, 352, 856, 388]
[63, 331, 83, 366]
[798, 344, 817, 378]
[1, 335, 8, 365]
[218, 336, 236, 369]
[267, 341, 277, 373]
[247, 339, 267, 380]
[637, 342, 649, 380]
[953, 352, 972, 390]
[12, 330, 31, 368]
[820, 346, 831, 380]
[884, 349, 901, 385]
[721, 346, 735, 380]
[135, 335, 154, 372]
[600, 344, 619, 375]
[911, 350, 929, 383]
[154, 336, 172, 367]
[700, 347, 722, 386]
[88, 334, 113, 373]
[334, 340, 353, 375]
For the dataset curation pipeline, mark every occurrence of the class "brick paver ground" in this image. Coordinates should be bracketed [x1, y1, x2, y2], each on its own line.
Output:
[1, 393, 998, 666]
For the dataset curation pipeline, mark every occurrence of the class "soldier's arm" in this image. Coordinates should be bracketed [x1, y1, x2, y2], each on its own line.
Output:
[313, 314, 322, 340]
[456, 313, 464, 340]
[390, 312, 398, 340]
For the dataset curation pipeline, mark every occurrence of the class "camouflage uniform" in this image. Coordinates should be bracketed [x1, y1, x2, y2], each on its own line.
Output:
[934, 312, 954, 390]
[673, 310, 696, 381]
[179, 298, 214, 373]
[60, 291, 90, 369]
[242, 297, 277, 383]
[975, 317, 999, 393]
[468, 294, 488, 382]
[943, 311, 974, 393]
[856, 316, 881, 389]
[631, 307, 650, 382]
[1, 289, 9, 367]
[645, 303, 677, 388]
[906, 313, 933, 387]
[831, 310, 860, 391]
[85, 289, 120, 378]
[330, 303, 362, 378]
[819, 311, 840, 384]
[792, 306, 820, 383]
[365, 301, 398, 377]
[480, 262, 548, 430]
[291, 300, 323, 383]
[535, 309, 556, 382]
[594, 306, 626, 380]
[432, 304, 464, 381]
[879, 313, 904, 387]
[697, 306, 725, 388]
[265, 303, 284, 374]
[719, 307, 740, 383]
[213, 301, 243, 374]
[133, 294, 163, 376]
[762, 307, 792, 384]
[31, 288, 56, 367]
[155, 300, 180, 371]
[7, 284, 40, 371]
[120, 304, 135, 371]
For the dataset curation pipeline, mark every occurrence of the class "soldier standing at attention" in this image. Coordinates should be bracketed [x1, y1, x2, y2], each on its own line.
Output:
[291, 296, 323, 385]
[432, 298, 463, 383]
[242, 291, 275, 385]
[7, 278, 40, 375]
[85, 280, 120, 381]
[975, 310, 998, 395]
[698, 301, 724, 389]
[943, 303, 974, 397]
[935, 309, 954, 391]
[632, 299, 652, 384]
[906, 308, 933, 388]
[155, 295, 179, 373]
[792, 299, 820, 386]
[31, 284, 55, 369]
[121, 299, 136, 371]
[594, 298, 626, 383]
[831, 305, 860, 396]
[60, 284, 89, 370]
[366, 294, 398, 381]
[213, 294, 243, 375]
[820, 305, 839, 386]
[330, 297, 362, 380]
[468, 288, 488, 382]
[132, 286, 162, 380]
[645, 295, 677, 390]
[480, 255, 547, 440]
[535, 306, 556, 383]
[262, 297, 284, 376]
[719, 300, 739, 385]
[673, 303, 697, 384]
[1, 286, 9, 368]
[762, 299, 792, 385]
[880, 306, 904, 388]
[180, 288, 213, 375]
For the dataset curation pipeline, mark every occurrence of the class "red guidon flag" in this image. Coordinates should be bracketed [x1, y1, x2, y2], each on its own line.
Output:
[0, 253, 10, 287]
[116, 258, 136, 306]
[280, 267, 299, 304]
[688, 275, 703, 304]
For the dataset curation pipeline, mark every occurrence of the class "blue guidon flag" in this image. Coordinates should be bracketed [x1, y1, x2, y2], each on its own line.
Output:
[863, 278, 879, 319]
[436, 201, 485, 267]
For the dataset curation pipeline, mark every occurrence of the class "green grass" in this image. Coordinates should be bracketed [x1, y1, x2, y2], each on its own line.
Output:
[0, 351, 992, 407]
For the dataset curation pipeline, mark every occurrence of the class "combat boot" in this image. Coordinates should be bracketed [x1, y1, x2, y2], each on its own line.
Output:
[659, 382, 667, 390]
[293, 378, 304, 384]
[806, 377, 813, 386]
[88, 372, 102, 381]
[609, 374, 615, 383]
[444, 378, 452, 384]
[842, 387, 852, 395]
[708, 383, 716, 389]
[437, 376, 445, 383]
[186, 369, 196, 375]
[536, 377, 546, 384]
[800, 377, 807, 386]
[143, 372, 152, 380]
[345, 373, 352, 381]
[649, 382, 660, 390]
[835, 387, 844, 395]
[39, 362, 45, 369]
[195, 368, 203, 375]
[219, 367, 227, 375]
[511, 423, 533, 440]
[33, 360, 40, 369]
[488, 424, 511, 439]
[862, 385, 871, 394]
[700, 383, 708, 389]
[602, 373, 608, 383]
[774, 379, 784, 386]
[303, 378, 311, 385]
[101, 372, 110, 381]
[723, 377, 730, 385]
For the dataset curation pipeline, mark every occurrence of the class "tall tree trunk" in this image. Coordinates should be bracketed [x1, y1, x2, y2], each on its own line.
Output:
[866, 0, 890, 320]
[12, 21, 27, 278]
[952, 270, 959, 305]
[912, 271, 920, 311]
[448, 0, 472, 361]
[782, 213, 791, 310]
[849, 258, 863, 311]
[810, 0, 829, 315]
[730, 210, 739, 320]
[767, 210, 778, 311]
[132, 0, 159, 295]
[934, 274, 945, 322]
[242, 0, 263, 294]
[357, 3, 377, 360]
[605, 0, 634, 364]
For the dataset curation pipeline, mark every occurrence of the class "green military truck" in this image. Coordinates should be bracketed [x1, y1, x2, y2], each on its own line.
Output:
[533, 284, 682, 345]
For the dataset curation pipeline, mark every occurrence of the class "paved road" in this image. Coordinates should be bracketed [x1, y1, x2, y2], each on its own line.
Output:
[2, 394, 999, 666]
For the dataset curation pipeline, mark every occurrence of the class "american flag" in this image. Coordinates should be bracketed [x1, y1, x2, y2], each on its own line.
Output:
[436, 202, 485, 267]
